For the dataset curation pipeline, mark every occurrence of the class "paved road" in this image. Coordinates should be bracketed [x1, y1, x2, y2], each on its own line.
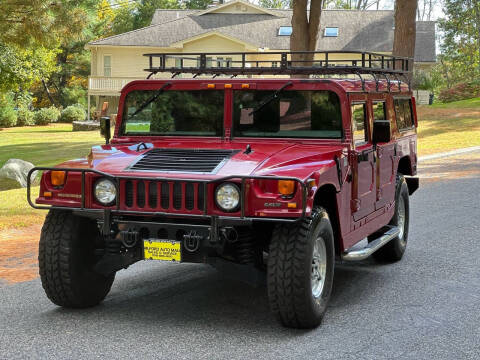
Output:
[1, 153, 480, 360]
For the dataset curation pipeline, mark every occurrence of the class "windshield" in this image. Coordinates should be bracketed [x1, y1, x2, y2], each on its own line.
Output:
[122, 90, 224, 136]
[233, 90, 342, 138]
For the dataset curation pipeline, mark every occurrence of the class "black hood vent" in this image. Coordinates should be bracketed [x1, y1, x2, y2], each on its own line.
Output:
[128, 148, 239, 173]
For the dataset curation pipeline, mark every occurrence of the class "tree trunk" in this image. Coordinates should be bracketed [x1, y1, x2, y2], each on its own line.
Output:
[393, 0, 418, 79]
[42, 79, 56, 107]
[290, 0, 323, 76]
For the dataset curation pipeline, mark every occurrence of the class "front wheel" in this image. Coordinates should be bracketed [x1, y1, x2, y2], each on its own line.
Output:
[267, 207, 335, 329]
[39, 210, 115, 308]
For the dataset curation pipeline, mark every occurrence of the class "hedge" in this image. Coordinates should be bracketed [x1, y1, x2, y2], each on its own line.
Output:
[438, 81, 480, 103]
[59, 105, 86, 123]
[34, 107, 61, 125]
[16, 108, 35, 126]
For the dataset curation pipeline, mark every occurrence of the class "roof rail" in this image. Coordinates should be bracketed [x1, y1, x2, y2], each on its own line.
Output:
[143, 51, 413, 78]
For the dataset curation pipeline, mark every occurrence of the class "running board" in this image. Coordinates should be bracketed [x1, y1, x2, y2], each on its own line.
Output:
[341, 226, 400, 261]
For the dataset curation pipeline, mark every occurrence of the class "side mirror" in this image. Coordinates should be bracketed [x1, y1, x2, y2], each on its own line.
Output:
[372, 120, 391, 144]
[100, 117, 111, 145]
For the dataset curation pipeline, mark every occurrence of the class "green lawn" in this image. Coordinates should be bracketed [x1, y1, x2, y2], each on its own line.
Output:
[417, 97, 480, 156]
[429, 97, 480, 109]
[0, 123, 102, 230]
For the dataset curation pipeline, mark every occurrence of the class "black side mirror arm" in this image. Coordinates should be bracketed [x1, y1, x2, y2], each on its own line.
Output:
[100, 117, 111, 145]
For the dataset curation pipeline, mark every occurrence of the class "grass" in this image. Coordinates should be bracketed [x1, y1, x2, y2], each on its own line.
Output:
[417, 97, 480, 156]
[0, 123, 102, 230]
[1, 100, 480, 231]
[429, 97, 480, 109]
[0, 186, 44, 231]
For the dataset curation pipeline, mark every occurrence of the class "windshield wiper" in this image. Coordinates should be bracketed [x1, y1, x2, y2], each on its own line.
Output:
[130, 82, 172, 119]
[248, 81, 293, 116]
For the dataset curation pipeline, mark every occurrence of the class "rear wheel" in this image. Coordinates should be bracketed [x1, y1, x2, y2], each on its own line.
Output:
[267, 207, 335, 329]
[39, 210, 115, 308]
[369, 174, 410, 262]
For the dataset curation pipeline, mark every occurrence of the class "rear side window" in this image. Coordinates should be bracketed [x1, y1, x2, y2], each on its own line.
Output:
[372, 102, 387, 121]
[351, 103, 367, 145]
[394, 98, 414, 131]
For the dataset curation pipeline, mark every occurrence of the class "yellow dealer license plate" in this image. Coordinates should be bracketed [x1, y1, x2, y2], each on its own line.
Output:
[143, 240, 181, 262]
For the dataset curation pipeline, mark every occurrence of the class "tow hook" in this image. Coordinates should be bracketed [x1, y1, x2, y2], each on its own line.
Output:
[183, 231, 203, 252]
[120, 230, 139, 248]
[220, 227, 238, 244]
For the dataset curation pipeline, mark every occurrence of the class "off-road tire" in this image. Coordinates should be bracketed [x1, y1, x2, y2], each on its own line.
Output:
[370, 174, 410, 262]
[267, 207, 335, 329]
[39, 210, 115, 308]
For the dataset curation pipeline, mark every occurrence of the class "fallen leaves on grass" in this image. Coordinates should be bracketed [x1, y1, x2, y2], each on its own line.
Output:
[0, 224, 41, 283]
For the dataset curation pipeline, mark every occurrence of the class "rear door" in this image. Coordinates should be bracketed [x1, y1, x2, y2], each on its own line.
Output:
[349, 97, 376, 222]
[371, 99, 396, 210]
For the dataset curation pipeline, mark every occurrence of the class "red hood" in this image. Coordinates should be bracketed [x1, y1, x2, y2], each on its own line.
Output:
[58, 139, 344, 181]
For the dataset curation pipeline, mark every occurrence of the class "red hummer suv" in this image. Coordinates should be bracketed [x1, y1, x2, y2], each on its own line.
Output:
[28, 51, 419, 329]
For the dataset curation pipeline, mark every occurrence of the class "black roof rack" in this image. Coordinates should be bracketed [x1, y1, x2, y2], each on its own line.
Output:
[143, 51, 413, 79]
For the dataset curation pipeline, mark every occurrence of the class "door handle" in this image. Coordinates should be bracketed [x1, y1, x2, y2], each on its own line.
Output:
[357, 148, 374, 163]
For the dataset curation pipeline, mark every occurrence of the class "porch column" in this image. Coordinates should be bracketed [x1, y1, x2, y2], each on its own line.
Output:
[87, 94, 91, 121]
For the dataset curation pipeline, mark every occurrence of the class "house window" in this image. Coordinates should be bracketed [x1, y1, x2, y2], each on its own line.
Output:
[324, 27, 339, 37]
[103, 55, 111, 77]
[278, 26, 292, 36]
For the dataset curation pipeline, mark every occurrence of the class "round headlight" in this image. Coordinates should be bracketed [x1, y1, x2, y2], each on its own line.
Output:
[94, 178, 117, 205]
[215, 183, 240, 212]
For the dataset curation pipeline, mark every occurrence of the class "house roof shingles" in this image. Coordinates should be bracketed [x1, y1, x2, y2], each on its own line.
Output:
[89, 9, 436, 63]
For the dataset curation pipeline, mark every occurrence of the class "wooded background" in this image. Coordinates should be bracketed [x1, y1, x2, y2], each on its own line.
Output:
[0, 0, 478, 127]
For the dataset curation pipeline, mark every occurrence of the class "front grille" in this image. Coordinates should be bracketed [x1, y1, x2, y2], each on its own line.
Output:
[123, 180, 205, 212]
[128, 148, 238, 173]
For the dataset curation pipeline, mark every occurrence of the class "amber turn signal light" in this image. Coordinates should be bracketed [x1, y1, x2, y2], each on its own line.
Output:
[241, 84, 250, 89]
[224, 84, 232, 89]
[207, 84, 215, 89]
[51, 171, 66, 186]
[278, 180, 295, 196]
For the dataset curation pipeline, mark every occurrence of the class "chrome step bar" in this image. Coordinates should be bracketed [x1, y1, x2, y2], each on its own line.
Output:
[341, 226, 400, 261]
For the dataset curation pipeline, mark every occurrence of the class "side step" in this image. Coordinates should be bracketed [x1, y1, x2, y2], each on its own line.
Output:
[341, 226, 400, 262]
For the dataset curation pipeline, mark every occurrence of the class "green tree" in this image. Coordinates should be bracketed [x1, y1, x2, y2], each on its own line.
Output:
[439, 0, 480, 79]
[110, 0, 181, 34]
[0, 43, 58, 97]
[33, 0, 115, 108]
[0, 0, 90, 48]
[182, 0, 214, 10]
[259, 0, 291, 8]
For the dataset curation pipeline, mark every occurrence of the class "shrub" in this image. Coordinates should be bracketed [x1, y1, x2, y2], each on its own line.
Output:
[60, 105, 86, 123]
[0, 95, 17, 128]
[16, 108, 35, 126]
[438, 81, 480, 103]
[34, 106, 61, 125]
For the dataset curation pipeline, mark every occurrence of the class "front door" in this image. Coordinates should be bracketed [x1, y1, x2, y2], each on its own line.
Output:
[349, 100, 376, 222]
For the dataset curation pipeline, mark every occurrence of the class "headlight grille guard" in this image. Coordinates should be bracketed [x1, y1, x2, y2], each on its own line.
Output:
[27, 167, 308, 223]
